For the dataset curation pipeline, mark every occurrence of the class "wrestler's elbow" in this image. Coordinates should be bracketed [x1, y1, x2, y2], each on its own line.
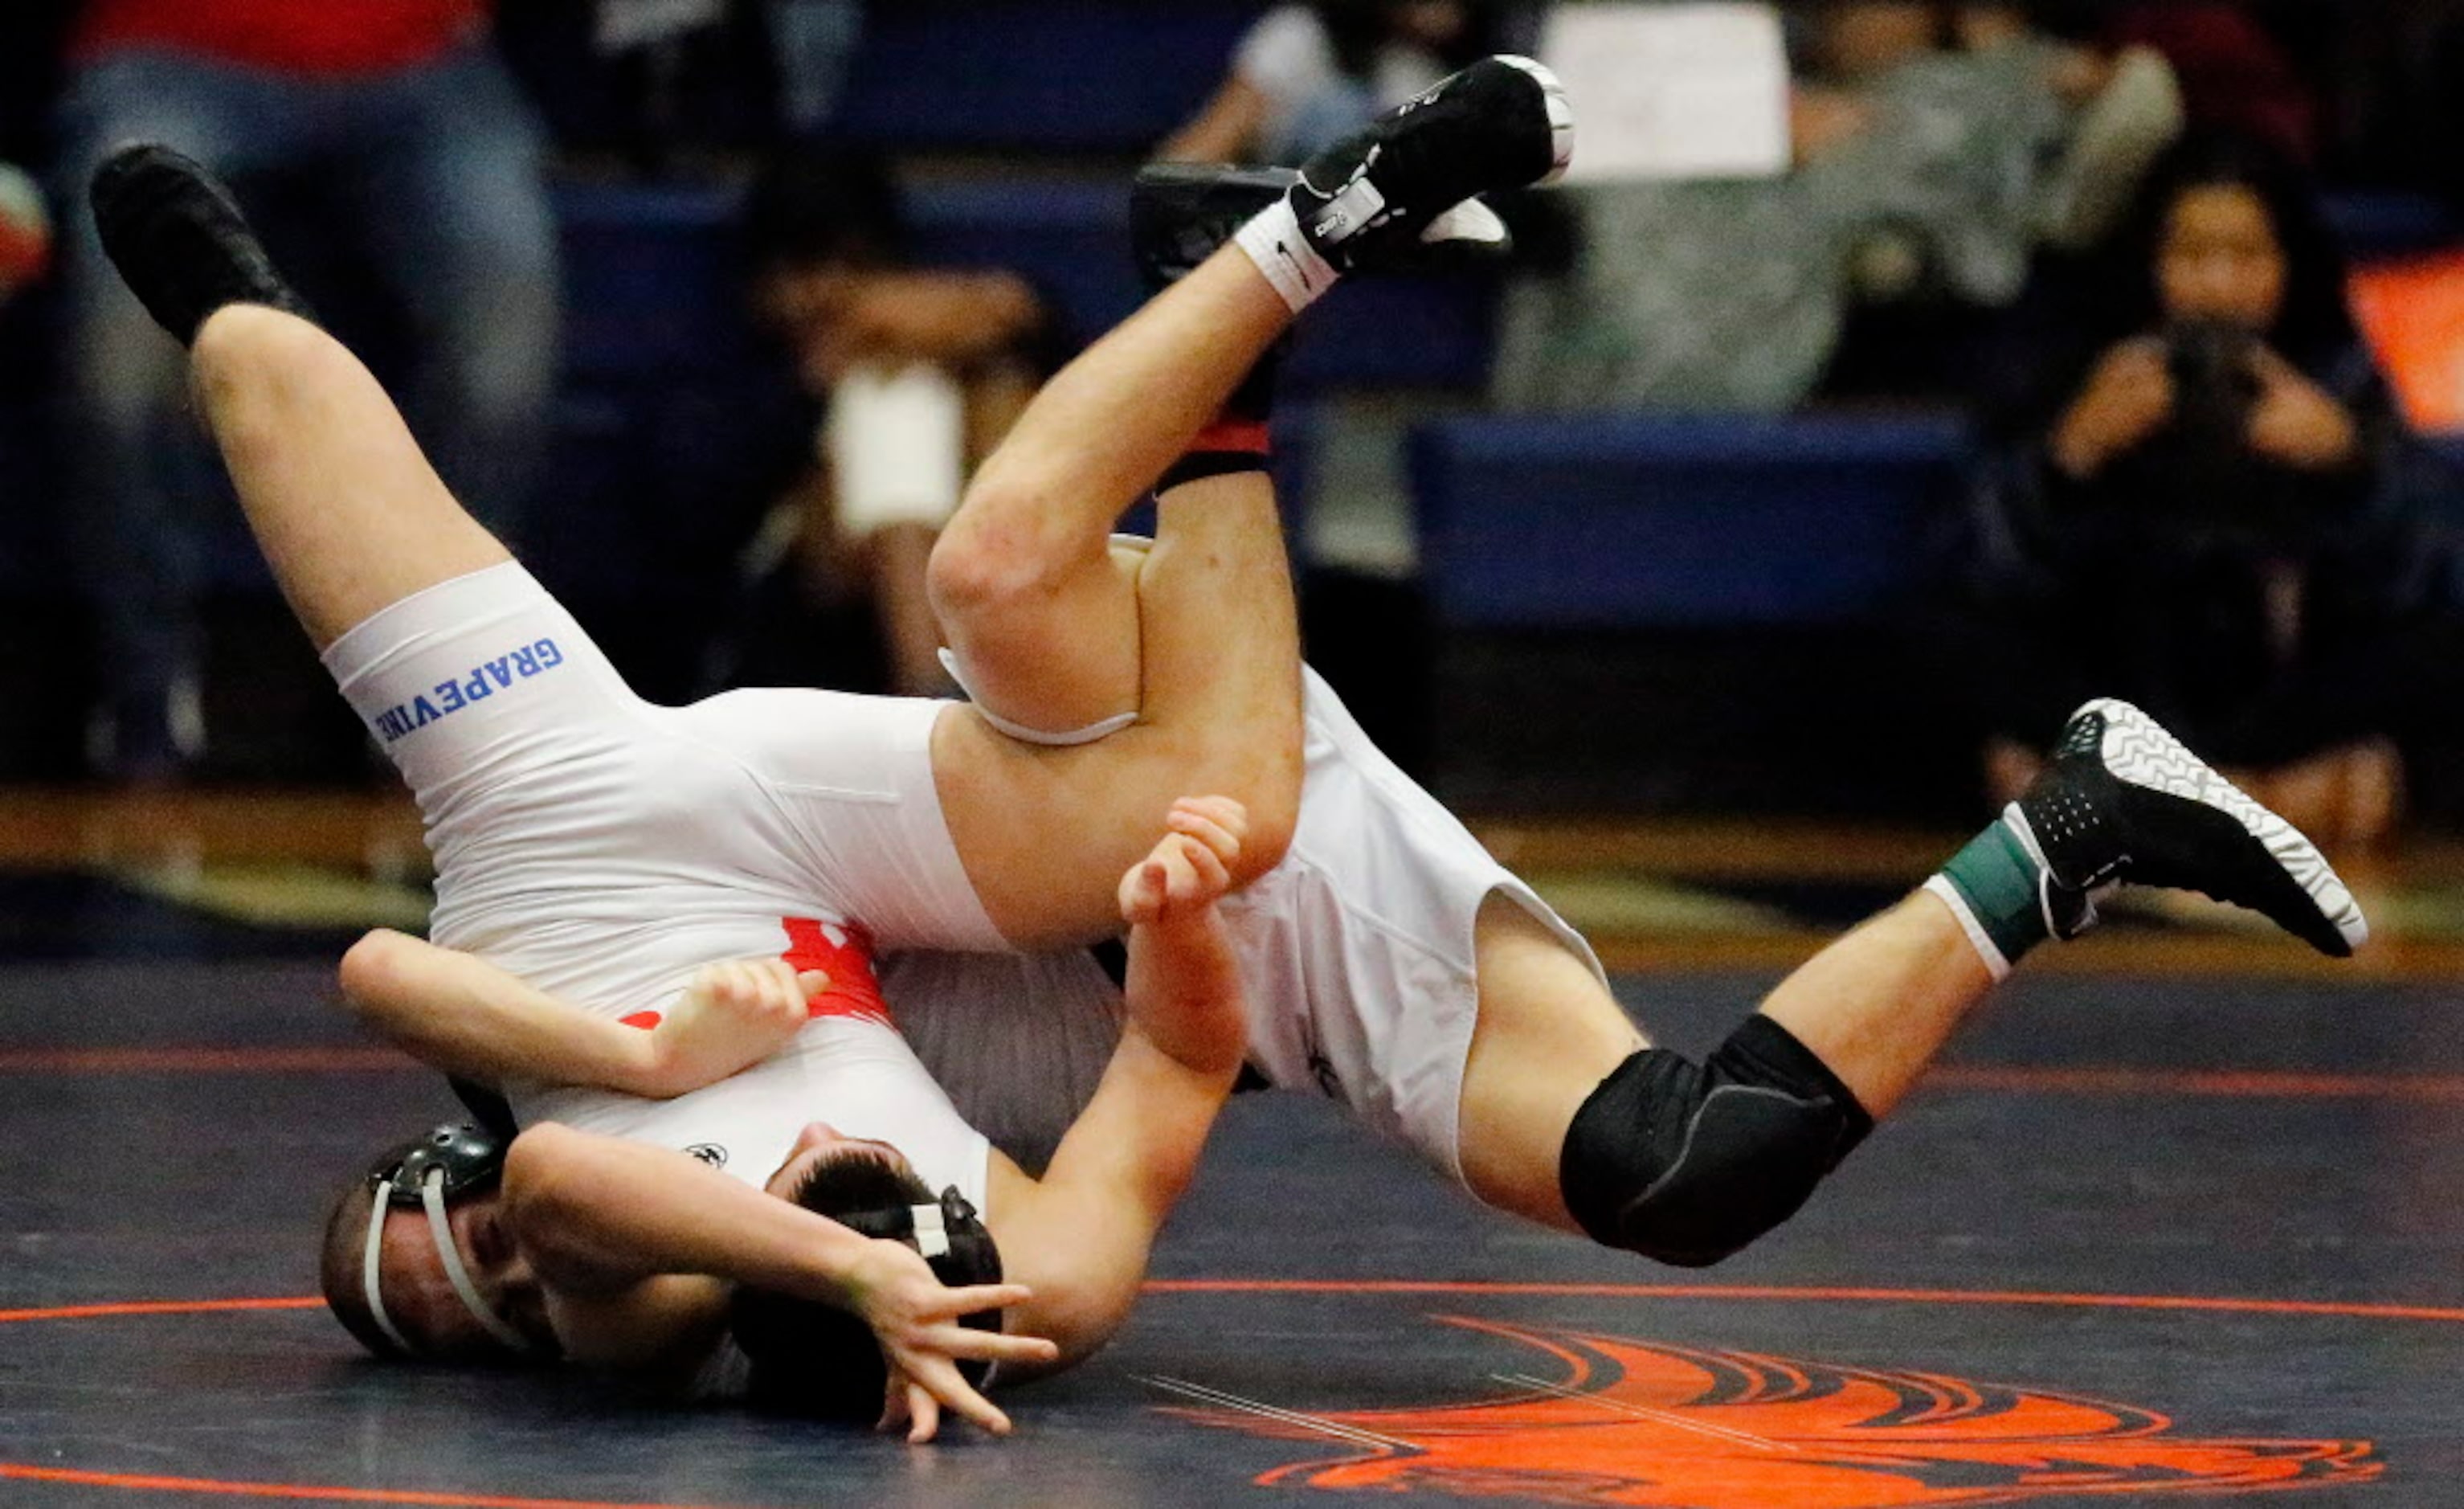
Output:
[337, 928, 415, 1016]
[499, 1124, 584, 1226]
[1229, 779, 1296, 887]
[1182, 745, 1297, 886]
[1016, 1278, 1136, 1381]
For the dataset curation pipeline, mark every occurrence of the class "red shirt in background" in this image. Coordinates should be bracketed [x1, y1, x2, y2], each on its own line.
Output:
[76, 0, 491, 77]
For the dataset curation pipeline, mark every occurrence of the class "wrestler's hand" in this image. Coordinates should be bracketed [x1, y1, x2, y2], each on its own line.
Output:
[640, 960, 824, 1097]
[844, 1238, 1058, 1443]
[1120, 795, 1248, 932]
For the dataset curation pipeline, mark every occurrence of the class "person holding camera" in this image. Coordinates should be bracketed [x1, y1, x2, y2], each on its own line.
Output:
[1959, 133, 2454, 854]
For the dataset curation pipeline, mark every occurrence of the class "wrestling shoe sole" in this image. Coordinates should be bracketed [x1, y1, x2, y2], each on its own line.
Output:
[2079, 696, 2368, 955]
[1496, 55, 1576, 185]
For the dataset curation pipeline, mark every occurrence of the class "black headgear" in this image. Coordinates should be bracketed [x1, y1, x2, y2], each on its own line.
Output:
[831, 1185, 987, 1277]
[357, 1122, 537, 1357]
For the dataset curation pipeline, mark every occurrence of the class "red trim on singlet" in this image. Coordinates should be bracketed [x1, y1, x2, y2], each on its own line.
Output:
[616, 918, 891, 1033]
[779, 917, 893, 1027]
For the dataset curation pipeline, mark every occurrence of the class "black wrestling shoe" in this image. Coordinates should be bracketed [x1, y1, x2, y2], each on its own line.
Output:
[1131, 162, 1516, 290]
[2012, 698, 2368, 956]
[89, 143, 312, 346]
[1134, 163, 1301, 289]
[1288, 54, 1571, 273]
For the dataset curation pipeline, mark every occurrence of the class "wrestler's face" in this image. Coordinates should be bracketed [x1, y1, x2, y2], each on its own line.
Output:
[375, 1191, 555, 1361]
[763, 1121, 915, 1198]
[2160, 184, 2286, 333]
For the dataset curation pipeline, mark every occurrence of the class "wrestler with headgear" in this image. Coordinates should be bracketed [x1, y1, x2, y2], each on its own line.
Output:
[84, 53, 1580, 1437]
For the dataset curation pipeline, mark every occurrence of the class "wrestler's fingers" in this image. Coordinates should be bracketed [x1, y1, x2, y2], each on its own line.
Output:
[1172, 794, 1248, 837]
[905, 1380, 942, 1445]
[1154, 840, 1205, 904]
[1171, 834, 1232, 901]
[1121, 858, 1171, 926]
[1165, 806, 1242, 865]
[916, 1361, 1011, 1438]
[754, 959, 801, 1012]
[928, 1282, 1036, 1319]
[875, 1371, 910, 1436]
[795, 968, 830, 1000]
[933, 1325, 1060, 1366]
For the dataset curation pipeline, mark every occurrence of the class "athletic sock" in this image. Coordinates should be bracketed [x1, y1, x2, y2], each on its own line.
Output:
[1232, 197, 1338, 313]
[1923, 804, 2055, 980]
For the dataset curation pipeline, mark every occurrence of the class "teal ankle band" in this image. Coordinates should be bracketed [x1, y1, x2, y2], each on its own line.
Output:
[1934, 819, 2051, 974]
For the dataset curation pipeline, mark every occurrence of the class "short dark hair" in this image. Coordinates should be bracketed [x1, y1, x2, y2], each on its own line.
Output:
[729, 1151, 1003, 1420]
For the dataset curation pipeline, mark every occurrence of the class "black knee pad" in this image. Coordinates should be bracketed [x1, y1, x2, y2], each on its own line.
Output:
[1559, 1015, 1874, 1266]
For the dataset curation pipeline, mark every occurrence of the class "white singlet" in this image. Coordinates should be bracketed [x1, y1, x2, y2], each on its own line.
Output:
[896, 665, 1607, 1187]
[321, 562, 1000, 1206]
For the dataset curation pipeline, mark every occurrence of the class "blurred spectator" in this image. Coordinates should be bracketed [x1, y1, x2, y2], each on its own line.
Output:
[2095, 2, 2316, 165]
[48, 0, 558, 780]
[1495, 2, 2175, 411]
[1954, 135, 2458, 852]
[1160, 1, 1526, 166]
[0, 162, 50, 308]
[762, 0, 865, 138]
[721, 147, 1064, 699]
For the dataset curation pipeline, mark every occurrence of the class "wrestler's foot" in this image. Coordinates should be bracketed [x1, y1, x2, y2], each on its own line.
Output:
[90, 144, 312, 346]
[1288, 54, 1571, 273]
[2013, 698, 2367, 956]
[1132, 162, 1512, 289]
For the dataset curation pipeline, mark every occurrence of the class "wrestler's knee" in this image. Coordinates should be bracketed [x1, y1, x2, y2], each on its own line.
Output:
[926, 478, 1075, 627]
[1558, 1015, 1874, 1267]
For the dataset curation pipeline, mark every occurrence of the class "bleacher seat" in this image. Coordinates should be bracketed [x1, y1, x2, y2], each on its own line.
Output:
[834, 4, 1258, 156]
[554, 172, 1496, 394]
[1409, 412, 1972, 629]
[2328, 191, 2464, 263]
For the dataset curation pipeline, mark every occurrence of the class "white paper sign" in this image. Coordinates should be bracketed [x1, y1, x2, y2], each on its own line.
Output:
[1541, 3, 1791, 182]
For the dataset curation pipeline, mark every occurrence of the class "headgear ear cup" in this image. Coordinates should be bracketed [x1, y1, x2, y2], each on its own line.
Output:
[358, 1123, 539, 1357]
[730, 1184, 1005, 1415]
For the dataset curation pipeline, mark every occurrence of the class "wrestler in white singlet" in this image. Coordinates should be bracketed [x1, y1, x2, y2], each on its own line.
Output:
[323, 561, 1005, 1205]
[897, 665, 1604, 1188]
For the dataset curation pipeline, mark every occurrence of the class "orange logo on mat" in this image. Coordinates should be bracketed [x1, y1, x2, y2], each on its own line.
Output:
[1171, 1316, 2378, 1506]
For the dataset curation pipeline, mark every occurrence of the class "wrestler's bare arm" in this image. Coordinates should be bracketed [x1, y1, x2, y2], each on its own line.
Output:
[338, 930, 817, 1098]
[501, 1123, 1057, 1431]
[987, 796, 1252, 1377]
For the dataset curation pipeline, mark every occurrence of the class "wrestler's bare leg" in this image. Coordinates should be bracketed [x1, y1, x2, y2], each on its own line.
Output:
[930, 247, 1289, 733]
[1456, 892, 1990, 1232]
[190, 303, 510, 650]
[927, 249, 1306, 947]
[1462, 693, 2365, 1243]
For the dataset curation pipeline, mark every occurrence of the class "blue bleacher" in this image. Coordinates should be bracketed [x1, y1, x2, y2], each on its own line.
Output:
[832, 4, 1259, 156]
[1409, 411, 1972, 630]
[2327, 190, 2464, 263]
[556, 172, 1498, 391]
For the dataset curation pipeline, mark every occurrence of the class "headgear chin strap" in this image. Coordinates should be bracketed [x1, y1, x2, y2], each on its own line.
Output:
[359, 1123, 536, 1357]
